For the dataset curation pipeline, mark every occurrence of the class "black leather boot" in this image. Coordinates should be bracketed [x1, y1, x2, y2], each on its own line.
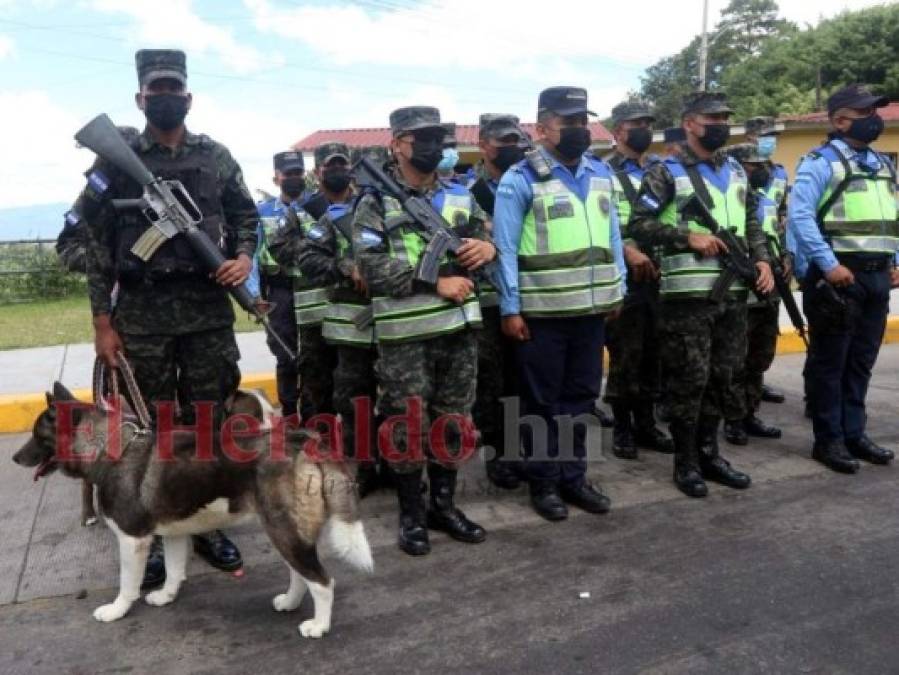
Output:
[724, 418, 749, 445]
[632, 402, 674, 453]
[483, 431, 521, 490]
[744, 414, 782, 438]
[426, 464, 486, 544]
[611, 403, 638, 460]
[141, 535, 166, 591]
[845, 436, 894, 465]
[760, 384, 785, 403]
[670, 421, 707, 498]
[193, 530, 243, 571]
[813, 440, 861, 473]
[395, 469, 430, 556]
[698, 417, 751, 489]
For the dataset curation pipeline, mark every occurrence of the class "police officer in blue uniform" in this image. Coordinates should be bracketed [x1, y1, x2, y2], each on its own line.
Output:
[494, 86, 627, 521]
[788, 84, 899, 473]
[248, 151, 311, 419]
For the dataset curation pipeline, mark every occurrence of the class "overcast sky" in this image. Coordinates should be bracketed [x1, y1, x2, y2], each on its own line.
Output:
[0, 0, 889, 210]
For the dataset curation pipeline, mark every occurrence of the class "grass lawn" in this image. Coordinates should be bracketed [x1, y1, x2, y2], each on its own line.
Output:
[0, 295, 263, 351]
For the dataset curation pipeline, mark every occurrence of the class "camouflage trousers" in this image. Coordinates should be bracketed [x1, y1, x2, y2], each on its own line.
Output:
[262, 282, 300, 416]
[376, 330, 478, 473]
[658, 299, 748, 425]
[603, 297, 661, 405]
[722, 302, 780, 421]
[472, 308, 515, 453]
[333, 345, 378, 462]
[121, 327, 241, 427]
[298, 324, 337, 419]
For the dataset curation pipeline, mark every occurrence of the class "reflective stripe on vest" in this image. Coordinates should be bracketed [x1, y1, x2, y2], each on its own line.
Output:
[294, 287, 329, 326]
[373, 186, 482, 342]
[373, 294, 482, 344]
[518, 167, 623, 317]
[657, 159, 748, 300]
[478, 283, 499, 309]
[817, 142, 899, 255]
[322, 301, 375, 347]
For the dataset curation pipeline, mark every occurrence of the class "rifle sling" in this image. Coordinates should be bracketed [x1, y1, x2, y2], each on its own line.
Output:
[684, 164, 719, 233]
[614, 169, 640, 208]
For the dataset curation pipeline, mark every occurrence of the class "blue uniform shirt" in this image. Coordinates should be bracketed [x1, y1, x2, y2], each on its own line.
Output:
[788, 137, 898, 279]
[246, 196, 303, 298]
[493, 148, 627, 316]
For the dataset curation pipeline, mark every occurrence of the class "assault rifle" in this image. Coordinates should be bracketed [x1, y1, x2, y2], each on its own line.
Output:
[766, 242, 809, 348]
[680, 193, 764, 303]
[350, 155, 498, 330]
[75, 113, 297, 360]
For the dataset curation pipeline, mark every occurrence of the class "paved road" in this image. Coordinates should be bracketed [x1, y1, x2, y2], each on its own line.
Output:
[1, 347, 899, 674]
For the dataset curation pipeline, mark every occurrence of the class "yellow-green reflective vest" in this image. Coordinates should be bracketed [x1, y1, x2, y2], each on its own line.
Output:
[518, 165, 623, 318]
[321, 209, 375, 347]
[372, 189, 483, 344]
[765, 165, 788, 210]
[657, 158, 749, 300]
[815, 142, 899, 256]
[610, 166, 643, 245]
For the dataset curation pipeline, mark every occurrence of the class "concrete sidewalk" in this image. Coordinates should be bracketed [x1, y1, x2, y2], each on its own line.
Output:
[1, 347, 899, 673]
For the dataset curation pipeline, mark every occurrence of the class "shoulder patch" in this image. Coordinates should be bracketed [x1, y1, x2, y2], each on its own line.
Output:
[87, 169, 110, 195]
[306, 225, 326, 241]
[64, 210, 81, 227]
[639, 194, 660, 212]
[356, 227, 386, 249]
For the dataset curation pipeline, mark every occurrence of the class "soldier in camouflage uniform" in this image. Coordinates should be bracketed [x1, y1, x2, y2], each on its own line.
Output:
[603, 100, 673, 460]
[297, 143, 386, 496]
[629, 92, 774, 498]
[251, 150, 314, 419]
[354, 106, 494, 556]
[722, 144, 785, 445]
[469, 113, 527, 489]
[57, 201, 89, 273]
[79, 50, 257, 585]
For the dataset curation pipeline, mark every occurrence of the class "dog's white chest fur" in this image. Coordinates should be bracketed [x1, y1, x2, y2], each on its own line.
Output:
[153, 498, 254, 536]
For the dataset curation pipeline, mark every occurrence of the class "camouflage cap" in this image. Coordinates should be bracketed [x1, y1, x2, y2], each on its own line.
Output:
[135, 49, 186, 88]
[441, 122, 457, 147]
[389, 106, 443, 136]
[682, 91, 733, 117]
[273, 150, 304, 172]
[728, 143, 765, 164]
[479, 113, 522, 140]
[314, 142, 351, 166]
[350, 145, 390, 165]
[744, 116, 778, 136]
[663, 127, 686, 143]
[610, 100, 655, 126]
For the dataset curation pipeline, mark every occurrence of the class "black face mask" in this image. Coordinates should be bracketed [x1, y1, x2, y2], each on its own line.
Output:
[144, 93, 189, 131]
[281, 176, 305, 199]
[322, 168, 351, 193]
[748, 166, 771, 190]
[845, 113, 884, 145]
[555, 126, 592, 160]
[492, 145, 525, 172]
[625, 127, 653, 154]
[409, 139, 443, 173]
[697, 123, 730, 151]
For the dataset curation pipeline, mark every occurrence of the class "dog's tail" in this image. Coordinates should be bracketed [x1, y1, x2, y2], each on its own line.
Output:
[318, 461, 374, 573]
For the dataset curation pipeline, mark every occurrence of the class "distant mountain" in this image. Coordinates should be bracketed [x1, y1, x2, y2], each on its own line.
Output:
[0, 203, 69, 241]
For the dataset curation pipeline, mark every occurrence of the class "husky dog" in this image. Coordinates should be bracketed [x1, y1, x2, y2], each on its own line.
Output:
[13, 382, 373, 639]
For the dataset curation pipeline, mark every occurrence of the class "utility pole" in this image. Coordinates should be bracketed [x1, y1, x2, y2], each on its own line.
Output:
[699, 0, 709, 91]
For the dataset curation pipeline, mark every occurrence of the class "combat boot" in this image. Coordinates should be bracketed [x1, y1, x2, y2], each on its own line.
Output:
[744, 414, 782, 439]
[395, 469, 430, 556]
[632, 402, 674, 453]
[483, 430, 521, 490]
[426, 464, 486, 543]
[670, 421, 707, 498]
[724, 418, 749, 445]
[611, 404, 638, 460]
[698, 416, 751, 489]
[760, 384, 785, 403]
[812, 440, 860, 473]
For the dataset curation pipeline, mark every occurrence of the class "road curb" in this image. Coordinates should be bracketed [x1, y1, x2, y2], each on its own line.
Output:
[1, 318, 897, 434]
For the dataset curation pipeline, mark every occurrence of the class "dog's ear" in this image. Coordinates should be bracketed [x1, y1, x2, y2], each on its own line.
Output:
[45, 391, 54, 407]
[52, 381, 77, 402]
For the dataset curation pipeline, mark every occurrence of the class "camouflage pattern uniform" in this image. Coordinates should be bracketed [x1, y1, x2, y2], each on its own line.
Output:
[57, 200, 89, 273]
[629, 92, 769, 496]
[353, 105, 489, 555]
[297, 143, 379, 470]
[80, 51, 257, 427]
